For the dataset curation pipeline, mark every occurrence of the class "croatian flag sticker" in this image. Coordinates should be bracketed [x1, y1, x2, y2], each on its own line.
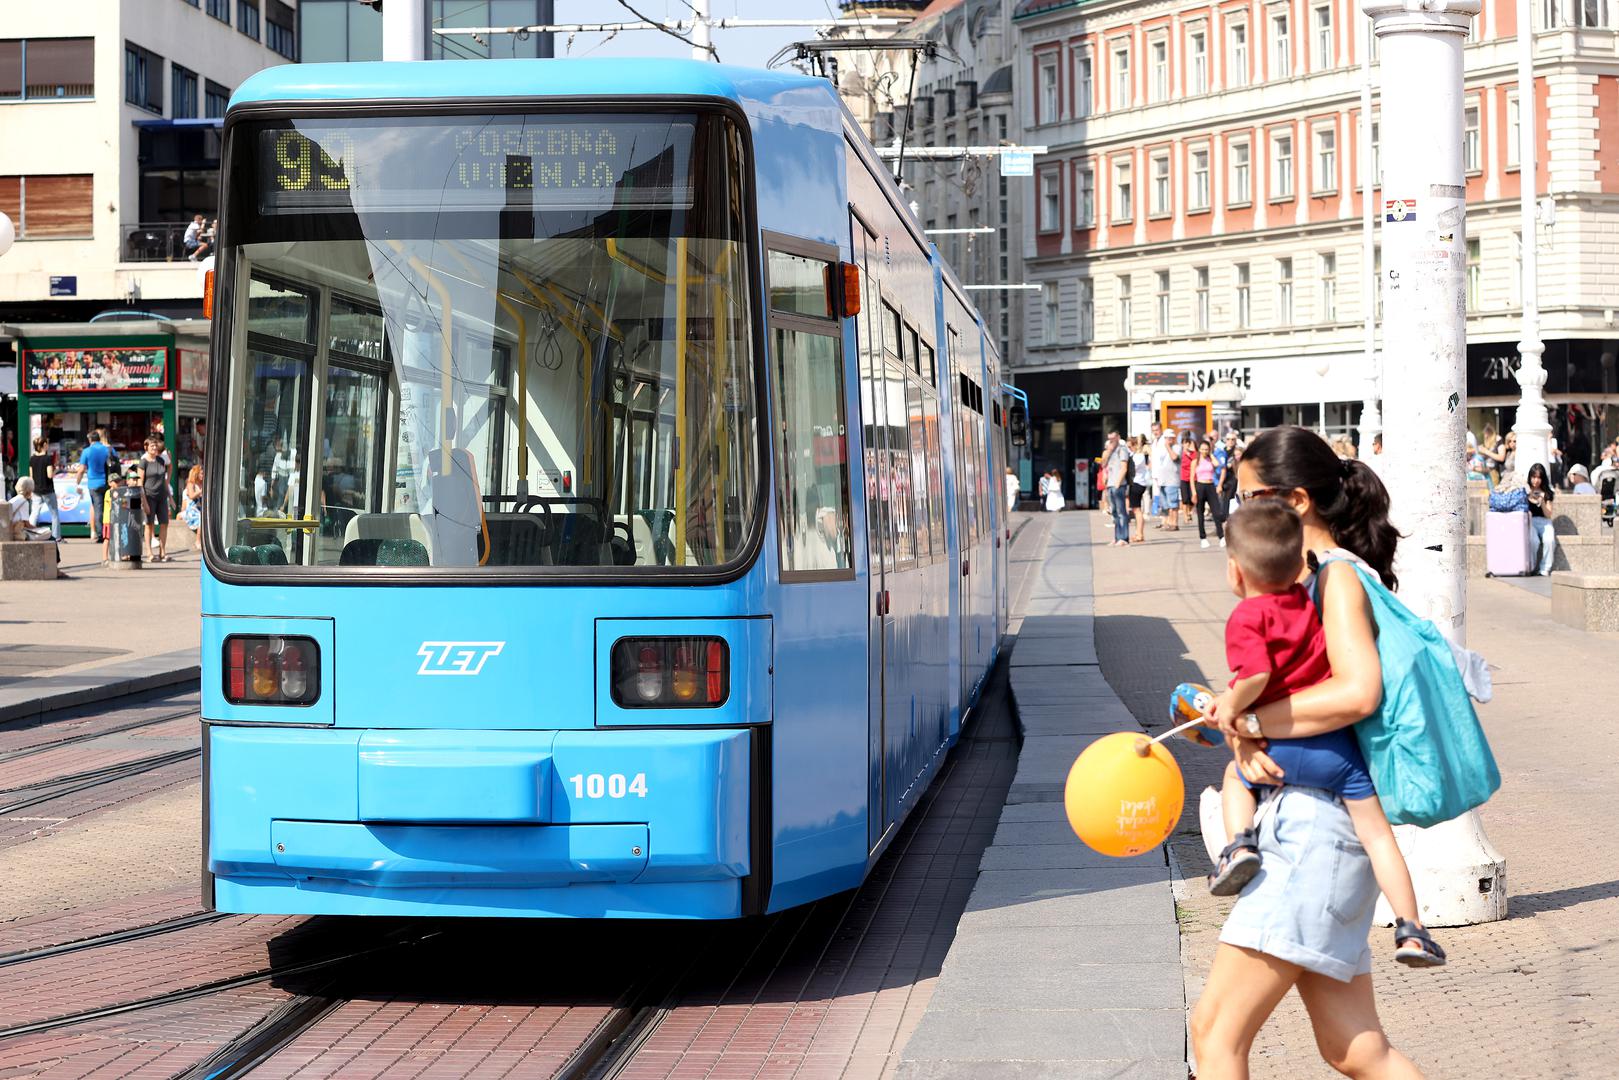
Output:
[1384, 199, 1417, 223]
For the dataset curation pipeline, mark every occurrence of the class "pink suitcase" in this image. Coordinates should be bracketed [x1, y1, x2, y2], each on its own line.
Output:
[1485, 510, 1533, 577]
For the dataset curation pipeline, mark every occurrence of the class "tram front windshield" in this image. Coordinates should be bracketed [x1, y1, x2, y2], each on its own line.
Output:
[212, 110, 758, 572]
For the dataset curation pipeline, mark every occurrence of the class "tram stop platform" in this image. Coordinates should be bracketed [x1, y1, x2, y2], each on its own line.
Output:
[0, 543, 202, 723]
[898, 512, 1187, 1080]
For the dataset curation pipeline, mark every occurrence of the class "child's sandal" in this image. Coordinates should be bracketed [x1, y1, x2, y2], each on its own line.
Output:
[1208, 829, 1262, 896]
[1393, 919, 1447, 968]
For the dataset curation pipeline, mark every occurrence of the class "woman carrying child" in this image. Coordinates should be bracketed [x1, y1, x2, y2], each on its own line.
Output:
[1190, 425, 1434, 1080]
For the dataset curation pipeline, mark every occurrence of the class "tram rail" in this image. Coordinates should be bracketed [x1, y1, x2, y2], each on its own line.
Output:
[0, 747, 200, 817]
[0, 705, 198, 765]
[0, 911, 227, 969]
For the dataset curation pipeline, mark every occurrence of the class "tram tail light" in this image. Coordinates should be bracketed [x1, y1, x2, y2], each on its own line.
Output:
[223, 635, 321, 706]
[838, 262, 861, 318]
[611, 637, 729, 708]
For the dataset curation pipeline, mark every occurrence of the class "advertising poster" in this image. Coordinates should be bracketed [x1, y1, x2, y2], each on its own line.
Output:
[42, 475, 92, 525]
[24, 347, 169, 393]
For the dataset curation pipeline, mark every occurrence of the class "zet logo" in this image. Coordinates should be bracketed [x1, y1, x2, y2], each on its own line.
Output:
[416, 641, 505, 676]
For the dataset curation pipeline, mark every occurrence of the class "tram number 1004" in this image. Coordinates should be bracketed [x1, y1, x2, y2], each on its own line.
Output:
[568, 773, 649, 799]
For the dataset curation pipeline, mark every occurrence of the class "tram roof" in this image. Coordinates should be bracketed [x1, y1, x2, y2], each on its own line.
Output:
[229, 58, 842, 125]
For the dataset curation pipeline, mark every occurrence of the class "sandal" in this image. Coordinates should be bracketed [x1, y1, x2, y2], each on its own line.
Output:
[1393, 919, 1447, 968]
[1208, 829, 1262, 896]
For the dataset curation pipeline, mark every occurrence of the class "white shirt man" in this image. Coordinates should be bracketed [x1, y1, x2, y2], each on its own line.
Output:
[1151, 430, 1183, 529]
[1004, 468, 1019, 513]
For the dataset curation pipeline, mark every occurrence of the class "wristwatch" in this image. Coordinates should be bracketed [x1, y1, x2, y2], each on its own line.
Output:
[1242, 712, 1262, 737]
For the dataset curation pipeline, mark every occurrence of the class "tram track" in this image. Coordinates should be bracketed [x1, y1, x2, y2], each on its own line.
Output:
[0, 746, 200, 817]
[0, 910, 227, 969]
[0, 704, 199, 765]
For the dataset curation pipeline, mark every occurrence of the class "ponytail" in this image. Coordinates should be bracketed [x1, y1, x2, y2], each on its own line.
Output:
[1241, 426, 1401, 590]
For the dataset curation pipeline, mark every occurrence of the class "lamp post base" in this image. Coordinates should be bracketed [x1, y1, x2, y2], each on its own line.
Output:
[1373, 811, 1508, 927]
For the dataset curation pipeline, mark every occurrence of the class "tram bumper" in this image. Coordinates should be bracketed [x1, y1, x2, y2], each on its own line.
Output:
[206, 725, 754, 918]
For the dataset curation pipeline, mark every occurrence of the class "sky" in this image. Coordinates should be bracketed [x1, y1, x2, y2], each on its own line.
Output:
[552, 0, 849, 69]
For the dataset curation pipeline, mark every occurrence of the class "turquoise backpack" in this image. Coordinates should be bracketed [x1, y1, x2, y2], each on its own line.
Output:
[1315, 554, 1501, 828]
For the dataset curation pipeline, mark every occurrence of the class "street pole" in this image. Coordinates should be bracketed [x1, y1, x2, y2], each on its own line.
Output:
[689, 0, 713, 62]
[1512, 0, 1553, 481]
[383, 0, 430, 61]
[1364, 0, 1507, 927]
[1358, 13, 1382, 465]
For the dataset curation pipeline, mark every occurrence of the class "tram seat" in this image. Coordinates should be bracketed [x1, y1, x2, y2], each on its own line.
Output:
[339, 537, 430, 566]
[254, 544, 289, 565]
[342, 512, 433, 555]
[550, 512, 611, 566]
[225, 545, 259, 565]
[480, 514, 550, 566]
[630, 515, 655, 565]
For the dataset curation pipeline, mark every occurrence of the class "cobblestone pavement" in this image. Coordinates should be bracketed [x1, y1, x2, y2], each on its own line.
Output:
[1086, 512, 1618, 1079]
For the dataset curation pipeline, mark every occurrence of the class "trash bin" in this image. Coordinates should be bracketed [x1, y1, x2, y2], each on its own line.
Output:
[112, 485, 145, 566]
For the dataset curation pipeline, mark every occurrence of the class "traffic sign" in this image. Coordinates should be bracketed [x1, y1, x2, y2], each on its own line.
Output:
[1000, 150, 1034, 177]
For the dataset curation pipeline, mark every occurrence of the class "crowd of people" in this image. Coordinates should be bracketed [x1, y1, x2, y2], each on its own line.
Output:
[6, 428, 205, 577]
[1094, 423, 1256, 550]
[183, 214, 217, 262]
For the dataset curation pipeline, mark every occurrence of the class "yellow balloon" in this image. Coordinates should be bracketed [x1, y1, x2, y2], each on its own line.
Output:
[1064, 732, 1186, 858]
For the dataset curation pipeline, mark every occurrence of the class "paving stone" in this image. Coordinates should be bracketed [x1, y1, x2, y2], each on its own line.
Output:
[927, 961, 1185, 1011]
[1015, 705, 1142, 737]
[979, 842, 1167, 873]
[1010, 637, 1100, 666]
[962, 868, 1175, 927]
[901, 1006, 1185, 1064]
[897, 1061, 1188, 1080]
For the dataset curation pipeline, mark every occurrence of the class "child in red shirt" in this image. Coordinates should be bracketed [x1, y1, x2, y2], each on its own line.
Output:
[1208, 500, 1444, 967]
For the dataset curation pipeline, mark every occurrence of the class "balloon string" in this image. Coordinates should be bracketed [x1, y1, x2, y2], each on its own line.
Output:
[1150, 716, 1209, 745]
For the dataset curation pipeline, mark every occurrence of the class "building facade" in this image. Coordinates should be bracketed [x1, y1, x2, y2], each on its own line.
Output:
[1011, 0, 1619, 484]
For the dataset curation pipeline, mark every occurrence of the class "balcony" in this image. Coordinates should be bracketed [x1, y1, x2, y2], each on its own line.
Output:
[121, 222, 211, 263]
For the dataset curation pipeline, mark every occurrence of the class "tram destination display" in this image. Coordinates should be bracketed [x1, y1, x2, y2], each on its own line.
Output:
[257, 115, 696, 213]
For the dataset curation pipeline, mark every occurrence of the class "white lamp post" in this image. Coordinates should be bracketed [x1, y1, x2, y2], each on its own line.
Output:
[0, 211, 14, 258]
[1512, 0, 1553, 481]
[1364, 0, 1507, 927]
[1359, 13, 1382, 469]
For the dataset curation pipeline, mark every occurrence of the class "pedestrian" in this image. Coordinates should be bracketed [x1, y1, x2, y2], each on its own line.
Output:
[1152, 429, 1181, 531]
[1100, 431, 1130, 546]
[1194, 438, 1227, 549]
[1567, 462, 1596, 496]
[183, 214, 206, 259]
[1043, 469, 1064, 513]
[1147, 421, 1164, 521]
[1190, 425, 1423, 1080]
[183, 465, 205, 551]
[1501, 431, 1518, 480]
[1466, 429, 1492, 487]
[139, 435, 172, 562]
[29, 436, 61, 544]
[101, 472, 121, 566]
[1372, 432, 1383, 456]
[1219, 433, 1241, 512]
[1128, 436, 1151, 544]
[1525, 462, 1556, 575]
[271, 436, 295, 507]
[9, 477, 68, 577]
[1478, 424, 1506, 486]
[79, 429, 113, 550]
[1004, 466, 1019, 515]
[1179, 430, 1198, 526]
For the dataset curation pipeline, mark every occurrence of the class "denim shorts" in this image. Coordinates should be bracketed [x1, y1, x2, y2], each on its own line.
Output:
[1219, 786, 1378, 982]
[1160, 485, 1181, 509]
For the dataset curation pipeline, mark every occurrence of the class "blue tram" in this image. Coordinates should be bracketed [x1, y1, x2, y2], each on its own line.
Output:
[200, 59, 1010, 919]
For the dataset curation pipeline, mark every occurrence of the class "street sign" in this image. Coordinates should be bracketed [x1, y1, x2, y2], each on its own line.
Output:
[1000, 150, 1034, 177]
[49, 275, 76, 297]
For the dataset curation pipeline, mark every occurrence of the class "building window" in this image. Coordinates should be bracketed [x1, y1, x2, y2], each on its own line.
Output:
[0, 38, 95, 101]
[1314, 4, 1333, 69]
[171, 63, 197, 118]
[238, 0, 261, 40]
[0, 174, 94, 238]
[1510, 232, 1521, 306]
[1228, 20, 1249, 88]
[1188, 28, 1208, 94]
[124, 42, 162, 114]
[1543, 0, 1611, 26]
[1374, 244, 1384, 317]
[1314, 126, 1336, 193]
[1271, 11, 1291, 78]
[1507, 94, 1520, 167]
[1042, 281, 1059, 340]
[1118, 275, 1133, 339]
[1074, 52, 1093, 117]
[206, 0, 230, 24]
[1464, 103, 1481, 173]
[1236, 263, 1251, 328]
[1371, 118, 1381, 185]
[205, 79, 230, 118]
[1112, 42, 1131, 108]
[1078, 279, 1094, 341]
[1231, 140, 1251, 204]
[1272, 131, 1294, 199]
[267, 1, 297, 59]
[1114, 159, 1133, 221]
[1191, 148, 1211, 210]
[1039, 168, 1061, 232]
[1277, 257, 1294, 325]
[1467, 238, 1482, 310]
[1151, 153, 1170, 216]
[1150, 38, 1169, 102]
[1037, 54, 1059, 122]
[1320, 252, 1337, 321]
[1195, 267, 1210, 332]
[1156, 271, 1171, 335]
[1077, 164, 1095, 226]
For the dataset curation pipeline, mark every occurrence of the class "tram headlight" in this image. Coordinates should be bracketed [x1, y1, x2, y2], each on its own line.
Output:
[611, 637, 729, 708]
[223, 635, 321, 706]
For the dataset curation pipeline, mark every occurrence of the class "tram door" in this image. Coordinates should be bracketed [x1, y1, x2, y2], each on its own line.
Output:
[948, 328, 973, 698]
[853, 220, 892, 851]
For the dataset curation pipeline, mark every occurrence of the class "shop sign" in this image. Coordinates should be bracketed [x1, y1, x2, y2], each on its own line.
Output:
[1059, 392, 1102, 413]
[179, 349, 210, 394]
[24, 347, 169, 393]
[1188, 365, 1253, 394]
[48, 276, 76, 297]
[1132, 369, 1191, 389]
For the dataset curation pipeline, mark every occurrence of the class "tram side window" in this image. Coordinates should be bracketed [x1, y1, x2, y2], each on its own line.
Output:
[769, 249, 852, 577]
[922, 393, 945, 554]
[906, 376, 930, 562]
[240, 276, 316, 552]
